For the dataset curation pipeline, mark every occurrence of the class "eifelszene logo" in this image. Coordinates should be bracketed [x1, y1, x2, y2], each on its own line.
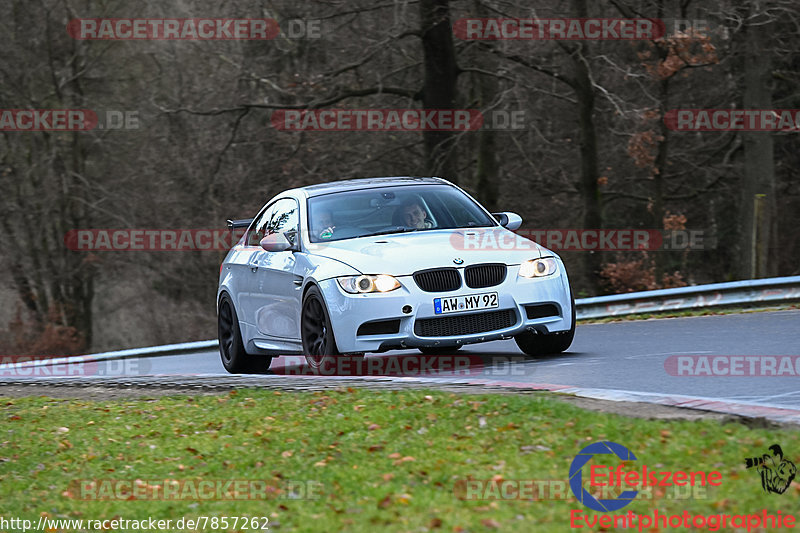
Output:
[569, 441, 639, 512]
[569, 441, 722, 513]
[744, 444, 797, 495]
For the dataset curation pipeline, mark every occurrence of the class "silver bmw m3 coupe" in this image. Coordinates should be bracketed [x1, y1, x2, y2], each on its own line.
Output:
[217, 177, 574, 373]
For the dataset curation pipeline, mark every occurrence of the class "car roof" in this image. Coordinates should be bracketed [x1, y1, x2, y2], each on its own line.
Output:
[297, 176, 452, 197]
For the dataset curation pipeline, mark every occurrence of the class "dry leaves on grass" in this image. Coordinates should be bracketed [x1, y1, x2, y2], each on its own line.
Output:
[386, 453, 415, 466]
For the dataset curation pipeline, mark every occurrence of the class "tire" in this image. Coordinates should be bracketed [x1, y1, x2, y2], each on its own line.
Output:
[418, 345, 462, 355]
[301, 285, 341, 368]
[514, 297, 576, 357]
[218, 294, 273, 374]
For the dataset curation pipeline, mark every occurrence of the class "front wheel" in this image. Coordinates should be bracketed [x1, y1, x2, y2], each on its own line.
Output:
[218, 294, 272, 374]
[514, 298, 576, 357]
[301, 285, 341, 369]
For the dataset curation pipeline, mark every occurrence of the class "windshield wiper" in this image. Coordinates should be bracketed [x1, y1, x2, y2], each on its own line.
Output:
[363, 226, 419, 238]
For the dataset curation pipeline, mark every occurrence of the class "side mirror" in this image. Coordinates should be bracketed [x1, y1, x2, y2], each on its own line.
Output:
[492, 212, 523, 231]
[226, 218, 253, 231]
[260, 233, 292, 252]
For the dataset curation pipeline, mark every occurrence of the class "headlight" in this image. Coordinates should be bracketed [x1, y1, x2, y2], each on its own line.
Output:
[519, 257, 558, 278]
[337, 274, 401, 294]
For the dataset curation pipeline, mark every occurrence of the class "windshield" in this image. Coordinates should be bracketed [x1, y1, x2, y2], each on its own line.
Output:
[306, 184, 496, 243]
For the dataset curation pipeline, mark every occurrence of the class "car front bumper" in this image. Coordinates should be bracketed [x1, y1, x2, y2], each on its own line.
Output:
[317, 260, 573, 354]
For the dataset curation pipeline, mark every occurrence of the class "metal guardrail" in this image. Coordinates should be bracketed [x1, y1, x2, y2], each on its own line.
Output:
[24, 276, 799, 365]
[575, 275, 800, 320]
[14, 340, 219, 369]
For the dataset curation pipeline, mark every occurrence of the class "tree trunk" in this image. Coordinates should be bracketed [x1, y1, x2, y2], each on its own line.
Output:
[652, 77, 671, 284]
[571, 0, 602, 292]
[419, 0, 460, 181]
[472, 0, 499, 210]
[739, 4, 776, 279]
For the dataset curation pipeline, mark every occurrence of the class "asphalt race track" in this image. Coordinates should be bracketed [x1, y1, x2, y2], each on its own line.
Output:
[5, 310, 800, 419]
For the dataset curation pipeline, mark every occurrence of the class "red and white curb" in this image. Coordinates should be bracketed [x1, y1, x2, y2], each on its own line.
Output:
[7, 347, 800, 425]
[273, 374, 800, 425]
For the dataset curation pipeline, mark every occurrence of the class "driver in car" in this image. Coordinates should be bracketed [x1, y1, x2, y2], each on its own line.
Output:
[401, 199, 434, 229]
[314, 210, 336, 239]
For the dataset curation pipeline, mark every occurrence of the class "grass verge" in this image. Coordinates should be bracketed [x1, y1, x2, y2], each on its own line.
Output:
[1, 389, 798, 532]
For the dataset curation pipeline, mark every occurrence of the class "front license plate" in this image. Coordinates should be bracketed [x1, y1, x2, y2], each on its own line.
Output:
[434, 292, 499, 314]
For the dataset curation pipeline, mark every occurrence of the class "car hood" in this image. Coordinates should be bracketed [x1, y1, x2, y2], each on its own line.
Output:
[306, 228, 545, 275]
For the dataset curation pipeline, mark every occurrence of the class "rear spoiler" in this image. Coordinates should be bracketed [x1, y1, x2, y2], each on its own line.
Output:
[226, 218, 253, 230]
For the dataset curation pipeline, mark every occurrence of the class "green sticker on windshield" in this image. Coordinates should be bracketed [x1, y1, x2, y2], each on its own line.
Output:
[320, 230, 333, 239]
